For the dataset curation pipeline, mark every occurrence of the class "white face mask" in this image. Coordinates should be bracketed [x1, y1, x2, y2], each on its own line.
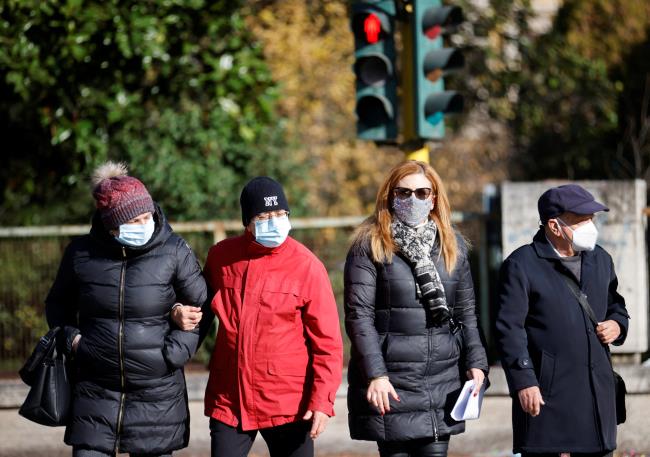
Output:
[557, 218, 598, 252]
[115, 217, 155, 247]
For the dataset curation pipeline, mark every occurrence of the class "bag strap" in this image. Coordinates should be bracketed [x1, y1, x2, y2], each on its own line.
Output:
[560, 273, 615, 363]
[560, 274, 598, 327]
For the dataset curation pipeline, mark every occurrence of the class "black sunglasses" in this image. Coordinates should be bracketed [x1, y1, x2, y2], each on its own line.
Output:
[393, 187, 433, 200]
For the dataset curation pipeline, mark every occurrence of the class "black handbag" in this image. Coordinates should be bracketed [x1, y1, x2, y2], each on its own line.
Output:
[561, 275, 627, 424]
[613, 370, 627, 424]
[18, 327, 71, 426]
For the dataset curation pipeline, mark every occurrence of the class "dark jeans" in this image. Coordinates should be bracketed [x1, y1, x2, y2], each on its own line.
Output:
[72, 447, 171, 457]
[377, 435, 450, 457]
[209, 418, 313, 457]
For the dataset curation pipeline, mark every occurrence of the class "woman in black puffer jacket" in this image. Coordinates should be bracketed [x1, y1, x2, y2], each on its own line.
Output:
[344, 161, 488, 457]
[45, 162, 207, 457]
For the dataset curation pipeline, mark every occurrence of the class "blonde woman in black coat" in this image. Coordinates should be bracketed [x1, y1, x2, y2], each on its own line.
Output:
[344, 160, 488, 457]
[45, 162, 207, 457]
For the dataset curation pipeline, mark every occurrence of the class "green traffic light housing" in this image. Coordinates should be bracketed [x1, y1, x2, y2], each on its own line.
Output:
[411, 0, 464, 140]
[351, 1, 398, 142]
[424, 91, 463, 125]
[422, 5, 463, 37]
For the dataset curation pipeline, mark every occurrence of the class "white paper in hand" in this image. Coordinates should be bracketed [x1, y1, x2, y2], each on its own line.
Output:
[451, 380, 486, 421]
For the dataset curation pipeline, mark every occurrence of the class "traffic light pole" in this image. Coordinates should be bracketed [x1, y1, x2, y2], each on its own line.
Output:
[399, 4, 430, 163]
[404, 144, 430, 162]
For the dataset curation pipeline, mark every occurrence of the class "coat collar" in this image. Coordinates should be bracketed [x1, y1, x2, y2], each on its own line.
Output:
[243, 229, 291, 257]
[532, 228, 560, 260]
[532, 228, 597, 287]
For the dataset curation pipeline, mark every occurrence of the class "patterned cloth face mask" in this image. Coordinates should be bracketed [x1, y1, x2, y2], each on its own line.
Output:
[392, 188, 433, 227]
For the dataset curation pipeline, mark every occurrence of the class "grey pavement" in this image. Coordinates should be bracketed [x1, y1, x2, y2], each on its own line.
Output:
[2, 366, 650, 457]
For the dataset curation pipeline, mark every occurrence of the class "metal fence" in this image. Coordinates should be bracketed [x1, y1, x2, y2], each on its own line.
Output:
[0, 213, 488, 371]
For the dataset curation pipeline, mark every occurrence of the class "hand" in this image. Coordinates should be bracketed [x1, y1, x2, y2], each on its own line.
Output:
[596, 320, 621, 345]
[466, 368, 485, 397]
[71, 334, 82, 353]
[171, 304, 202, 330]
[367, 376, 400, 415]
[518, 386, 545, 417]
[302, 410, 329, 439]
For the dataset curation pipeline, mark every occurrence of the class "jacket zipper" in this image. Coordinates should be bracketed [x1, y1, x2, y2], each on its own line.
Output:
[114, 247, 127, 454]
[425, 326, 439, 441]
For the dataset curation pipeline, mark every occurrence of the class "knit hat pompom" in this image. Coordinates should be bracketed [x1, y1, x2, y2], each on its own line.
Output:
[92, 161, 129, 188]
[92, 161, 155, 229]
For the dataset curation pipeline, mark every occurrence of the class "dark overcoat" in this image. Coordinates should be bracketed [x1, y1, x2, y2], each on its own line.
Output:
[344, 234, 488, 442]
[495, 229, 629, 454]
[45, 205, 207, 455]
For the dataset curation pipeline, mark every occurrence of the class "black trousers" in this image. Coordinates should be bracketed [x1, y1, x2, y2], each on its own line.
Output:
[209, 418, 313, 457]
[377, 435, 450, 457]
[522, 452, 613, 457]
[72, 447, 171, 457]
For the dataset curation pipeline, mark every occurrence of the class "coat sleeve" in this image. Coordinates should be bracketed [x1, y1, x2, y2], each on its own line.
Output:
[605, 254, 629, 346]
[197, 248, 218, 348]
[45, 242, 80, 356]
[301, 260, 344, 416]
[343, 246, 387, 382]
[163, 237, 208, 369]
[453, 248, 489, 373]
[495, 256, 539, 393]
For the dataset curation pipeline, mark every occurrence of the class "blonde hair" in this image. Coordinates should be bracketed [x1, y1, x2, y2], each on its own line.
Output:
[351, 160, 459, 273]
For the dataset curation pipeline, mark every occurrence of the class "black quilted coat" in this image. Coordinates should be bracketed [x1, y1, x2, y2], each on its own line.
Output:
[344, 234, 488, 442]
[45, 205, 207, 455]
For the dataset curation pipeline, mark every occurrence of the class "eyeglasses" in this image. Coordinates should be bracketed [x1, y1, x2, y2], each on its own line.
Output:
[252, 210, 289, 221]
[393, 187, 434, 200]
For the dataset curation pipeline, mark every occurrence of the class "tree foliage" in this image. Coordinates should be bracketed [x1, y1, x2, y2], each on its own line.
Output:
[0, 0, 303, 225]
[457, 0, 650, 181]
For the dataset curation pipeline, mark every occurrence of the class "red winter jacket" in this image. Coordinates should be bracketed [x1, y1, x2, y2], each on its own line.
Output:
[203, 231, 343, 430]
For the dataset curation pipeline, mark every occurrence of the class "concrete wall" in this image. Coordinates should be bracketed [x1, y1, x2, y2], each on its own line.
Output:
[501, 180, 649, 355]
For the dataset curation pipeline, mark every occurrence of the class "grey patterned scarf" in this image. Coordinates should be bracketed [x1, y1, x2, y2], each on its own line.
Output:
[391, 219, 448, 314]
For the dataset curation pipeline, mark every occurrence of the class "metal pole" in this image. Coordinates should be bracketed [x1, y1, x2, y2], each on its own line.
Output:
[405, 144, 430, 162]
[479, 184, 497, 349]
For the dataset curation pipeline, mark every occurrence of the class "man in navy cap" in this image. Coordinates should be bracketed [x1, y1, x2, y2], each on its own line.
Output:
[495, 184, 629, 457]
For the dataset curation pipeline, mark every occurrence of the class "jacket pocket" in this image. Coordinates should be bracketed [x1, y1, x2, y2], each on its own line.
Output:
[254, 353, 309, 417]
[75, 336, 96, 367]
[538, 350, 556, 397]
[261, 280, 301, 303]
[267, 357, 309, 377]
[259, 280, 302, 327]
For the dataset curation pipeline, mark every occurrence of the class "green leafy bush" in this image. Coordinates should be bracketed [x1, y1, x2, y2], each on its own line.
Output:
[0, 0, 305, 225]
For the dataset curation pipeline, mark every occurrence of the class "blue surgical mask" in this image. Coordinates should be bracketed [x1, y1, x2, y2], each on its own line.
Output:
[254, 215, 291, 247]
[115, 218, 155, 247]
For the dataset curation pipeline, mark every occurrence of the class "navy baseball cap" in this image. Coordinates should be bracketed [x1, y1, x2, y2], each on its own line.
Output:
[538, 184, 609, 223]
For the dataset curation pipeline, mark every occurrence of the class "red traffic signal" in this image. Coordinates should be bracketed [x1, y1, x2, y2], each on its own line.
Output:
[364, 13, 382, 43]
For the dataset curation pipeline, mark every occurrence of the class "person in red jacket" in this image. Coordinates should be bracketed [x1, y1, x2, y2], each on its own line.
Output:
[172, 176, 343, 457]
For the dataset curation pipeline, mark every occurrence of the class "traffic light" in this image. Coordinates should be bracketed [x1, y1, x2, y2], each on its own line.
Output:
[411, 0, 464, 140]
[351, 1, 397, 142]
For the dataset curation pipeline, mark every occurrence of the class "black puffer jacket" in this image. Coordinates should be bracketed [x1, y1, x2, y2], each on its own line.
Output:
[45, 205, 207, 455]
[344, 234, 488, 442]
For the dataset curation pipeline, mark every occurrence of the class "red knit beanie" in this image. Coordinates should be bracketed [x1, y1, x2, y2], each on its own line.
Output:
[92, 162, 155, 229]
